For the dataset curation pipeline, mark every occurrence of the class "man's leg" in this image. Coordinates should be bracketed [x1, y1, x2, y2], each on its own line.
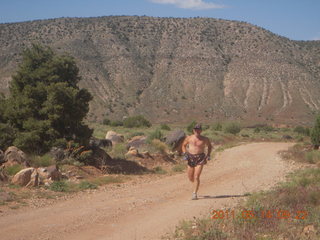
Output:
[193, 164, 204, 194]
[187, 166, 195, 182]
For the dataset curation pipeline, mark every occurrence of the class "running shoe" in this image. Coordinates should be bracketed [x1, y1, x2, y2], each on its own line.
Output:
[192, 192, 198, 200]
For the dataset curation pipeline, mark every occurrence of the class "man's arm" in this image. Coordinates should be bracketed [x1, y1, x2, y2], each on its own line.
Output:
[181, 136, 190, 154]
[206, 138, 213, 160]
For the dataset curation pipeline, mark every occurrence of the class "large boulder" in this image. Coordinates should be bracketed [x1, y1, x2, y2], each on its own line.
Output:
[26, 169, 39, 187]
[165, 130, 186, 155]
[12, 168, 38, 187]
[38, 165, 63, 182]
[89, 137, 112, 149]
[126, 136, 147, 150]
[105, 131, 124, 145]
[4, 146, 30, 167]
[88, 148, 113, 169]
[125, 147, 141, 158]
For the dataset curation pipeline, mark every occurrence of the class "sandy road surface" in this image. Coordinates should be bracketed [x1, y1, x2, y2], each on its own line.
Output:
[0, 142, 297, 240]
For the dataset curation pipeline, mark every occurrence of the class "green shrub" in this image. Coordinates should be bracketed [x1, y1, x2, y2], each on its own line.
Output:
[52, 138, 68, 148]
[123, 115, 151, 128]
[0, 123, 16, 150]
[128, 132, 145, 139]
[30, 154, 55, 167]
[78, 181, 98, 190]
[305, 151, 320, 164]
[212, 122, 222, 131]
[160, 124, 171, 131]
[261, 125, 274, 132]
[254, 127, 261, 133]
[223, 122, 241, 135]
[110, 120, 123, 127]
[296, 136, 304, 142]
[13, 131, 46, 155]
[110, 143, 127, 159]
[49, 181, 69, 192]
[294, 126, 310, 136]
[147, 129, 163, 143]
[150, 139, 168, 154]
[202, 125, 210, 131]
[5, 164, 24, 176]
[102, 118, 111, 125]
[153, 166, 167, 174]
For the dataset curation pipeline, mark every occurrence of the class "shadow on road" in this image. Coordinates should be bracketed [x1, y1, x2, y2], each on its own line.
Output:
[199, 193, 250, 199]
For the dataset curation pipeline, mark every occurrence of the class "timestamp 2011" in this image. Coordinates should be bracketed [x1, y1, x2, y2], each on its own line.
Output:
[211, 209, 308, 220]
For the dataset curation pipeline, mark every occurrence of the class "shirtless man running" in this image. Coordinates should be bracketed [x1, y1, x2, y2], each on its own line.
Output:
[182, 123, 212, 200]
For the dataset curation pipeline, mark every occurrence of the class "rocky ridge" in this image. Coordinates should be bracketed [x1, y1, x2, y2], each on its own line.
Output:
[1, 16, 320, 125]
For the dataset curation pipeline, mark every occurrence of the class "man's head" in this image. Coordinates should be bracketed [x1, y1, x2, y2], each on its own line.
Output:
[193, 123, 202, 135]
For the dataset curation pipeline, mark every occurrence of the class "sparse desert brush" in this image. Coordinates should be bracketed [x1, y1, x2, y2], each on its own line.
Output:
[128, 131, 145, 139]
[5, 164, 24, 176]
[305, 151, 320, 164]
[123, 115, 151, 128]
[110, 120, 123, 127]
[49, 181, 70, 192]
[279, 144, 305, 161]
[150, 139, 168, 154]
[168, 167, 320, 240]
[223, 122, 242, 135]
[29, 154, 55, 167]
[152, 166, 167, 174]
[109, 143, 127, 159]
[78, 181, 98, 190]
[211, 122, 222, 131]
[294, 126, 310, 136]
[147, 129, 163, 143]
[160, 124, 171, 131]
[279, 144, 320, 164]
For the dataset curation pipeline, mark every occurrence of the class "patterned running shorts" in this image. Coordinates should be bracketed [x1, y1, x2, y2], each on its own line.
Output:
[184, 152, 207, 167]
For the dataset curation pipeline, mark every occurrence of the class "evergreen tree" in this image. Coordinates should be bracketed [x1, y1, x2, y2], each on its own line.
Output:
[0, 94, 16, 150]
[4, 44, 93, 153]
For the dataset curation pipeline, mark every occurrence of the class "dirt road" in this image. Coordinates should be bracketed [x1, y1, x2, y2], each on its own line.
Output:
[0, 142, 297, 240]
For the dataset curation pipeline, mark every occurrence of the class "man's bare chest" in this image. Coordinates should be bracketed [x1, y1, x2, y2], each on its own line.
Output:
[189, 137, 206, 147]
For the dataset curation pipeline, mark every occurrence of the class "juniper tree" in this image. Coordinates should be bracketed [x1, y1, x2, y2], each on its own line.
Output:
[4, 44, 93, 153]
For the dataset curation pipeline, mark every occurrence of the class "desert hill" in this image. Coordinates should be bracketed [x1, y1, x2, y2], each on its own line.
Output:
[1, 16, 320, 125]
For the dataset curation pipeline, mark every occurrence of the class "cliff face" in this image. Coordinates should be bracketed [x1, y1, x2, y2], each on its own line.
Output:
[1, 16, 320, 125]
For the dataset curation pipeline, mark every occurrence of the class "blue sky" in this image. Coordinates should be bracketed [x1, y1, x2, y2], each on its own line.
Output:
[0, 0, 319, 41]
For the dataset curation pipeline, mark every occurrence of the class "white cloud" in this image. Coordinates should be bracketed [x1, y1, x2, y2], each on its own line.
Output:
[149, 0, 225, 10]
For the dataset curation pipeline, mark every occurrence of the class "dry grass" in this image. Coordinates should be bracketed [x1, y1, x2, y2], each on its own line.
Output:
[166, 168, 320, 240]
